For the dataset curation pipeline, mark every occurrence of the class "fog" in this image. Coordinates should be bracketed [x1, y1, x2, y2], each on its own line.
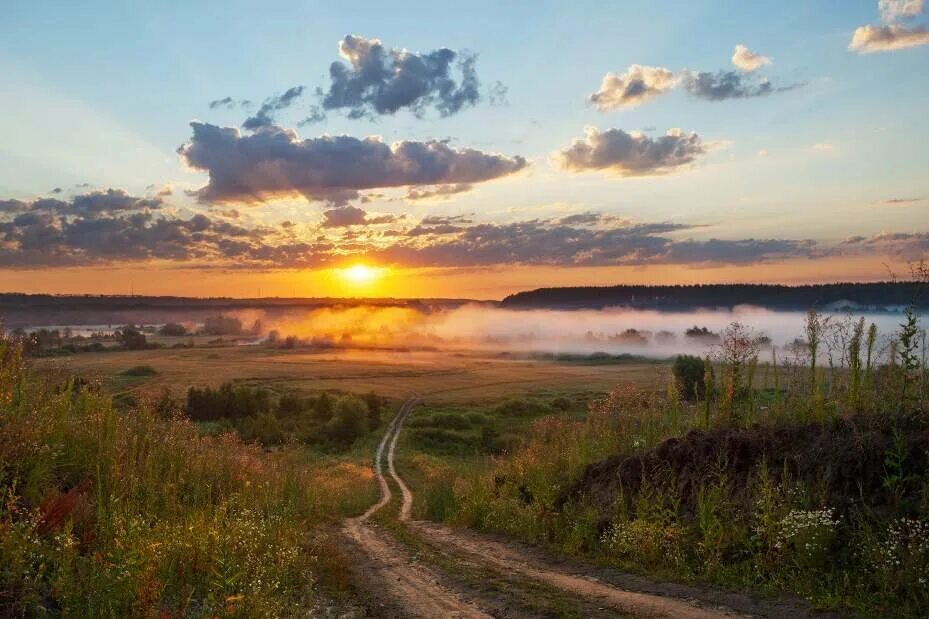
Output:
[248, 304, 912, 359]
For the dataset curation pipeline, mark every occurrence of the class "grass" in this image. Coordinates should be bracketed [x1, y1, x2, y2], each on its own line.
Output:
[34, 345, 664, 403]
[397, 313, 929, 617]
[0, 335, 376, 616]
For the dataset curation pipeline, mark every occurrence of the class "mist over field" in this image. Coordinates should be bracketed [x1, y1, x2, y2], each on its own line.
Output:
[236, 304, 909, 357]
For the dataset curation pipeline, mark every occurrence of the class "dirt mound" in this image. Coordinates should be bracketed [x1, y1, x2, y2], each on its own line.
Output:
[561, 413, 929, 524]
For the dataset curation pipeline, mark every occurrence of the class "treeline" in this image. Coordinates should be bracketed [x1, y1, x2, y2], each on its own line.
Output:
[501, 282, 929, 310]
[185, 383, 384, 448]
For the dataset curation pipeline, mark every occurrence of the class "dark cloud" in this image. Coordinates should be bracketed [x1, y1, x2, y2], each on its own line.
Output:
[682, 71, 776, 101]
[404, 183, 473, 202]
[556, 127, 706, 176]
[366, 219, 812, 268]
[839, 232, 929, 259]
[883, 197, 924, 205]
[2, 189, 163, 219]
[557, 212, 615, 226]
[420, 215, 473, 225]
[3, 190, 923, 270]
[320, 205, 400, 228]
[298, 105, 327, 127]
[242, 86, 305, 130]
[0, 190, 329, 268]
[488, 81, 509, 107]
[178, 122, 527, 204]
[208, 96, 236, 110]
[319, 35, 480, 118]
[666, 238, 816, 265]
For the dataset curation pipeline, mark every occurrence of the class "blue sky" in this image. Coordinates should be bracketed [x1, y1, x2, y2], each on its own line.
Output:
[0, 1, 927, 296]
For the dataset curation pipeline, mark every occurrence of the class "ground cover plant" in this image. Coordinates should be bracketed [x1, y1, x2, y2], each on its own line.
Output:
[0, 333, 376, 616]
[407, 300, 929, 616]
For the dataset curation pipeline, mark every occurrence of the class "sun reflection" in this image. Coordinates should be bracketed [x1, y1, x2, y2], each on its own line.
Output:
[339, 264, 384, 286]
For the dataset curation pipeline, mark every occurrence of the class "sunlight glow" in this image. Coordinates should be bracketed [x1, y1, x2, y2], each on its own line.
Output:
[339, 264, 384, 286]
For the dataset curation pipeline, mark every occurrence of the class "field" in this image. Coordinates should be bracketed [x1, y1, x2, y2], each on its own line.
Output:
[11, 309, 929, 617]
[35, 344, 666, 403]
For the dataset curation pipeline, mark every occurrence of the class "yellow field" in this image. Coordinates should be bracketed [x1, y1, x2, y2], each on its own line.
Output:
[36, 345, 668, 404]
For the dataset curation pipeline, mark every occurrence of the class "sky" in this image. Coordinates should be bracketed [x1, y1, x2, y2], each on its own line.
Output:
[1, 0, 928, 299]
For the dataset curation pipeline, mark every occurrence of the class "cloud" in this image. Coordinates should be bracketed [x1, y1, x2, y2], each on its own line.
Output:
[850, 0, 929, 52]
[682, 70, 779, 100]
[882, 197, 923, 206]
[880, 0, 925, 22]
[839, 231, 929, 259]
[368, 218, 820, 268]
[588, 65, 677, 110]
[2, 189, 163, 218]
[178, 122, 527, 204]
[404, 183, 473, 202]
[488, 81, 509, 106]
[557, 212, 616, 226]
[319, 35, 481, 118]
[555, 127, 706, 176]
[0, 190, 332, 268]
[2, 190, 925, 270]
[731, 44, 772, 72]
[811, 142, 835, 153]
[242, 86, 305, 130]
[849, 24, 929, 52]
[298, 106, 327, 127]
[208, 96, 236, 110]
[320, 205, 399, 228]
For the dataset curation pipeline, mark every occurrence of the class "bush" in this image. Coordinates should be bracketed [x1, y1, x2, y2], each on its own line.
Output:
[185, 382, 273, 421]
[326, 395, 370, 445]
[158, 322, 187, 336]
[120, 364, 158, 377]
[672, 355, 705, 400]
[117, 326, 148, 350]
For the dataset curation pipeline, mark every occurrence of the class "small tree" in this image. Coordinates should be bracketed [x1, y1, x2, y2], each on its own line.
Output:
[672, 355, 705, 400]
[327, 395, 370, 445]
[703, 356, 714, 428]
[848, 317, 865, 410]
[805, 309, 824, 398]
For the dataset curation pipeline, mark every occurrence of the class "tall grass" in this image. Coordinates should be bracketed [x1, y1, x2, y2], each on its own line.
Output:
[412, 309, 929, 615]
[0, 334, 373, 616]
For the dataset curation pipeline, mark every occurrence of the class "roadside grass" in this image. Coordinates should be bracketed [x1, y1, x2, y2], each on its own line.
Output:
[0, 335, 375, 616]
[396, 311, 929, 617]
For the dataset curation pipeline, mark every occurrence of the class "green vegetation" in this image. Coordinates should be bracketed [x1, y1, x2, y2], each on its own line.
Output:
[0, 334, 376, 616]
[407, 308, 929, 616]
[120, 364, 158, 377]
[185, 382, 385, 448]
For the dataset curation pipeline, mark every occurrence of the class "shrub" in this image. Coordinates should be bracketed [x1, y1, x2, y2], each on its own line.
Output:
[120, 364, 158, 377]
[672, 355, 705, 400]
[326, 395, 370, 445]
[158, 322, 187, 336]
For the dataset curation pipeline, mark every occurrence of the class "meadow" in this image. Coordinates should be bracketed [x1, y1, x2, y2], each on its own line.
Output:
[7, 303, 929, 617]
[400, 312, 929, 617]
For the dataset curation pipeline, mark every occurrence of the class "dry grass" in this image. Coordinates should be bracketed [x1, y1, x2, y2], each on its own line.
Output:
[35, 346, 666, 403]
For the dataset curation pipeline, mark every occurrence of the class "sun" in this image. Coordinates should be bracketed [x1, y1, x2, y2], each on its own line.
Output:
[339, 264, 384, 286]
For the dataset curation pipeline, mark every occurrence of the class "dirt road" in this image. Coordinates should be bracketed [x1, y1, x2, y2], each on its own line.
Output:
[343, 397, 490, 618]
[344, 397, 814, 618]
